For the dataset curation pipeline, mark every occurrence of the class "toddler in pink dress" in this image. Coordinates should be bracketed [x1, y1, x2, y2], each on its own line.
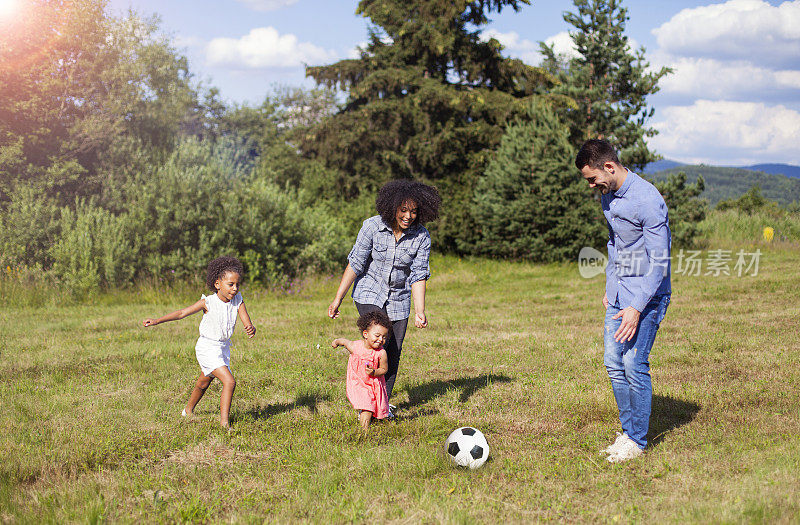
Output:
[332, 310, 391, 430]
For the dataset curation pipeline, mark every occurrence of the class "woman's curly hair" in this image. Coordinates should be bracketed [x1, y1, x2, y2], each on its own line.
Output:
[206, 256, 244, 291]
[357, 310, 392, 333]
[376, 179, 441, 228]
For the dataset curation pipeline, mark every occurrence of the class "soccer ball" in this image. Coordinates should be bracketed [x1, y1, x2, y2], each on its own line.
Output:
[445, 427, 490, 469]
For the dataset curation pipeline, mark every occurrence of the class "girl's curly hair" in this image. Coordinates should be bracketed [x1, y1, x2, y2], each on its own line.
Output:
[376, 179, 441, 228]
[357, 310, 392, 333]
[206, 256, 244, 291]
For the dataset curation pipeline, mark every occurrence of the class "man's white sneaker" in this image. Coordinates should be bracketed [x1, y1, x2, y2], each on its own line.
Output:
[601, 432, 628, 456]
[606, 436, 644, 463]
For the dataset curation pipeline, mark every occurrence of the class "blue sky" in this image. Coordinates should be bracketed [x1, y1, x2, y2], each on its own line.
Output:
[106, 0, 800, 166]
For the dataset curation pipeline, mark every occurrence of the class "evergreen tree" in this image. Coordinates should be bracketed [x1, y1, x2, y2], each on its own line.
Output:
[540, 0, 670, 170]
[653, 171, 707, 248]
[303, 0, 550, 250]
[472, 99, 605, 260]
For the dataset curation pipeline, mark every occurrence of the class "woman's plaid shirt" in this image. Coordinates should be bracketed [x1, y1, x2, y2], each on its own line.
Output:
[347, 216, 431, 321]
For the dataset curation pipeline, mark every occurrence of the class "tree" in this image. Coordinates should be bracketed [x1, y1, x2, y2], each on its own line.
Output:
[0, 0, 199, 204]
[217, 86, 340, 189]
[472, 98, 605, 260]
[540, 0, 670, 170]
[653, 172, 707, 248]
[303, 0, 551, 251]
[716, 185, 776, 215]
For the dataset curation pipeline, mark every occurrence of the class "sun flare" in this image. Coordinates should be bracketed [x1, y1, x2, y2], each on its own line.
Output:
[0, 0, 18, 18]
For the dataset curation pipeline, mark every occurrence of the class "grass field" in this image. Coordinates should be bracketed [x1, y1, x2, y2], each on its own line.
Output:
[2, 212, 799, 523]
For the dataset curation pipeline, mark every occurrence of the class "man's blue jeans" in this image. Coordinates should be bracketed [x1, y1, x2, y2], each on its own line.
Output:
[604, 295, 670, 449]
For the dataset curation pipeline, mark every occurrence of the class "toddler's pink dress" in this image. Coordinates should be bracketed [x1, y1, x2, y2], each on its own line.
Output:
[345, 340, 389, 419]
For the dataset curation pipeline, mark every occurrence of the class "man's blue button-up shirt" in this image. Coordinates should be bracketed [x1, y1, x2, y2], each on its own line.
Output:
[602, 170, 671, 312]
[348, 215, 432, 321]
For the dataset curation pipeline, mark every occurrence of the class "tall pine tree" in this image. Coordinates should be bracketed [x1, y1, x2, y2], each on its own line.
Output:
[472, 98, 604, 260]
[302, 0, 551, 250]
[540, 0, 670, 170]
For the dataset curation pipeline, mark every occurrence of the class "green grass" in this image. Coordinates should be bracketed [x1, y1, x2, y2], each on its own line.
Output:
[698, 208, 800, 247]
[1, 212, 799, 522]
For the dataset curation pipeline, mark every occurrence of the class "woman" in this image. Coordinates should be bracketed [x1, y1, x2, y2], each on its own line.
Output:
[328, 180, 441, 418]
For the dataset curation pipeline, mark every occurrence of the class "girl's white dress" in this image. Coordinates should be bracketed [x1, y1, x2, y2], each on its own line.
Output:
[195, 292, 243, 376]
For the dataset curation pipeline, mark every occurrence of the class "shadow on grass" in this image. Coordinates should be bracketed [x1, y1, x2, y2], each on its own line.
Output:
[237, 392, 331, 422]
[648, 394, 700, 447]
[398, 374, 512, 412]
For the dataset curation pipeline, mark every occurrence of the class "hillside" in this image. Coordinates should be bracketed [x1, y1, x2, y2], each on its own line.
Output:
[743, 163, 800, 179]
[648, 165, 800, 206]
[642, 159, 684, 174]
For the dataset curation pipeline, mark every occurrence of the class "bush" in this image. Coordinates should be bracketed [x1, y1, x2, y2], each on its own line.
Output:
[0, 137, 352, 293]
[653, 171, 708, 248]
[49, 202, 139, 295]
[716, 185, 777, 215]
[0, 184, 61, 269]
[124, 137, 348, 285]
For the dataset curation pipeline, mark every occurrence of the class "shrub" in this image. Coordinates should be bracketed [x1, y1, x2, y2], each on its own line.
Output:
[49, 202, 139, 295]
[124, 137, 348, 285]
[653, 171, 708, 248]
[0, 184, 61, 269]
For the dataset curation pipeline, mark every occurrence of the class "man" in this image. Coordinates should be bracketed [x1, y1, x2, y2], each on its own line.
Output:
[576, 139, 672, 463]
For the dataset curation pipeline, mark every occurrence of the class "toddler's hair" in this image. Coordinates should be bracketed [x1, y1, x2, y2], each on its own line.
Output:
[357, 310, 392, 333]
[206, 256, 244, 291]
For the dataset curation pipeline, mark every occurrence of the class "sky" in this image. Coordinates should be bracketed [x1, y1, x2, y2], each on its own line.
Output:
[103, 0, 800, 167]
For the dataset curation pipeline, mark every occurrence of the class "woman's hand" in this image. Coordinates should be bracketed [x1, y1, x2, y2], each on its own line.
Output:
[244, 324, 256, 338]
[328, 298, 342, 319]
[414, 311, 427, 328]
[142, 318, 159, 327]
[328, 265, 358, 320]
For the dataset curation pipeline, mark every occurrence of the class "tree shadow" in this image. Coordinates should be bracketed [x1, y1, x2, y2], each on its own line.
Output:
[236, 392, 331, 422]
[648, 393, 701, 447]
[398, 374, 512, 411]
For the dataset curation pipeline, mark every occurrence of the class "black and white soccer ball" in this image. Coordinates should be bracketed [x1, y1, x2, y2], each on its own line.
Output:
[445, 427, 490, 469]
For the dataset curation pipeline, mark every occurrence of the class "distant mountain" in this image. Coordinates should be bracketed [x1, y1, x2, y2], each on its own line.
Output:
[642, 159, 684, 174]
[741, 163, 800, 179]
[648, 165, 800, 206]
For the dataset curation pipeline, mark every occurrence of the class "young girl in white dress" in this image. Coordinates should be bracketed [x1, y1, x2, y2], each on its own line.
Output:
[143, 256, 256, 428]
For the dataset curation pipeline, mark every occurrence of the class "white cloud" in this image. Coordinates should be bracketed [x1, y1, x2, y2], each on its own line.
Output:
[481, 29, 541, 64]
[649, 100, 800, 165]
[235, 0, 299, 12]
[656, 56, 800, 101]
[481, 29, 640, 66]
[206, 27, 337, 69]
[542, 31, 580, 60]
[652, 0, 800, 68]
[347, 43, 366, 60]
[480, 29, 581, 64]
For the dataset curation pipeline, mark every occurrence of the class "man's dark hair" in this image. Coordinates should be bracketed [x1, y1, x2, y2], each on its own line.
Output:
[575, 139, 621, 170]
[357, 310, 392, 333]
[206, 256, 244, 291]
[376, 179, 441, 228]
